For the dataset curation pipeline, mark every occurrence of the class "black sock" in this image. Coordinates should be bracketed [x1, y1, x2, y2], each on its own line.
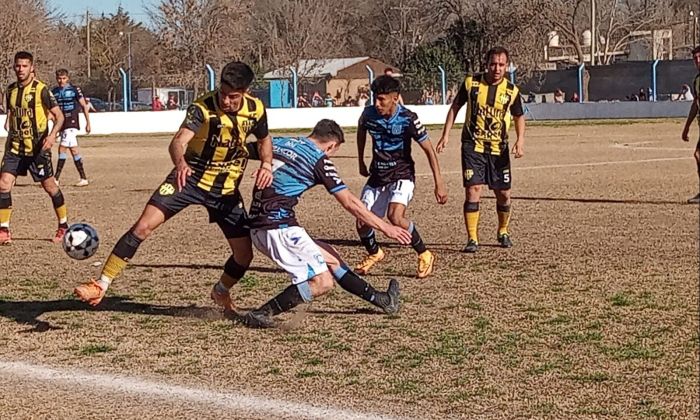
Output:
[333, 266, 389, 308]
[55, 158, 66, 180]
[113, 230, 143, 260]
[408, 222, 427, 254]
[359, 229, 380, 254]
[258, 285, 306, 316]
[74, 158, 87, 179]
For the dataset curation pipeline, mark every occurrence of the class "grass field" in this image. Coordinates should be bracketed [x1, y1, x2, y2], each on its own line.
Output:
[0, 120, 698, 419]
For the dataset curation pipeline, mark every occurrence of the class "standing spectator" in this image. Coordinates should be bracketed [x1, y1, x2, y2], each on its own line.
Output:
[152, 96, 164, 111]
[358, 92, 369, 107]
[166, 93, 179, 110]
[311, 91, 323, 107]
[297, 94, 310, 108]
[324, 93, 334, 107]
[638, 88, 647, 101]
[680, 84, 694, 101]
[554, 88, 565, 103]
[570, 91, 579, 102]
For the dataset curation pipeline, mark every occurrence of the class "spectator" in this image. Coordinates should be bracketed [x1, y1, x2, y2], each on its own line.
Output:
[311, 91, 323, 107]
[152, 96, 164, 111]
[526, 92, 536, 103]
[679, 84, 694, 101]
[297, 94, 310, 108]
[324, 93, 334, 107]
[357, 92, 369, 107]
[166, 93, 179, 110]
[570, 91, 579, 102]
[638, 88, 647, 101]
[554, 88, 565, 103]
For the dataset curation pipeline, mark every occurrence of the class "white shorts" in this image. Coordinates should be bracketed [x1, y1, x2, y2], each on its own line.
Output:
[361, 179, 415, 218]
[59, 128, 79, 148]
[251, 226, 327, 284]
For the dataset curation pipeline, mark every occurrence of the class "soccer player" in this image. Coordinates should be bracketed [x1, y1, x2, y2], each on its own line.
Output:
[52, 69, 91, 186]
[243, 120, 412, 328]
[436, 46, 525, 253]
[0, 51, 67, 245]
[681, 45, 700, 204]
[355, 75, 447, 278]
[74, 61, 273, 307]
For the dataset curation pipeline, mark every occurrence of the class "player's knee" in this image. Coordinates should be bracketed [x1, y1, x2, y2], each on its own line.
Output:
[41, 179, 59, 195]
[0, 177, 13, 192]
[131, 219, 156, 240]
[309, 272, 334, 297]
[387, 210, 405, 226]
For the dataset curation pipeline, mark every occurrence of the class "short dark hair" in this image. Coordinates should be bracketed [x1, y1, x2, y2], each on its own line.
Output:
[371, 75, 401, 95]
[486, 47, 510, 63]
[693, 45, 700, 56]
[14, 51, 33, 64]
[384, 67, 393, 74]
[221, 61, 254, 90]
[310, 119, 344, 144]
[55, 68, 69, 77]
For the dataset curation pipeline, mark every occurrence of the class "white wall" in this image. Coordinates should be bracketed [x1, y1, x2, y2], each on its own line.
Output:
[0, 105, 466, 136]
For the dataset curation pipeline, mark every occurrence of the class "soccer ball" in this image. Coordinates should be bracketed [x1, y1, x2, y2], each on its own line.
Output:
[62, 223, 100, 260]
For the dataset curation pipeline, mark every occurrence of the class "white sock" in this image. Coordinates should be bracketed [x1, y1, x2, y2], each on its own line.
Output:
[97, 275, 112, 291]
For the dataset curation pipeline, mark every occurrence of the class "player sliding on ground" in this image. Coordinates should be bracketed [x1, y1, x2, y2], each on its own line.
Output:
[242, 120, 412, 328]
[74, 61, 273, 307]
[354, 75, 447, 279]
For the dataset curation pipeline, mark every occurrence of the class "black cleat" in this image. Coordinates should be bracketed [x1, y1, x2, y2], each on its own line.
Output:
[497, 233, 513, 248]
[242, 310, 276, 329]
[380, 279, 401, 315]
[462, 239, 479, 253]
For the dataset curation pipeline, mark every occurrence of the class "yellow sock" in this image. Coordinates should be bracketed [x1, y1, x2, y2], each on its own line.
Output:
[54, 204, 68, 225]
[0, 209, 11, 227]
[101, 254, 128, 281]
[0, 191, 11, 227]
[464, 202, 480, 243]
[497, 204, 511, 236]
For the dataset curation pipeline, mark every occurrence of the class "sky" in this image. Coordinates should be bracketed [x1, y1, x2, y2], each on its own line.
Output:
[48, 0, 156, 23]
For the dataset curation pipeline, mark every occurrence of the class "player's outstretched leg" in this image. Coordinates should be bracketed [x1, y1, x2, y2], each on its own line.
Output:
[71, 147, 89, 187]
[387, 203, 434, 279]
[494, 189, 513, 248]
[317, 240, 400, 314]
[74, 204, 164, 306]
[0, 172, 15, 245]
[41, 178, 69, 243]
[355, 224, 385, 275]
[211, 236, 253, 311]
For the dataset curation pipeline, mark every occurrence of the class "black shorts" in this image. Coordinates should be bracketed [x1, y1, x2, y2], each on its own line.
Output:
[1, 150, 54, 182]
[461, 143, 511, 190]
[147, 170, 249, 239]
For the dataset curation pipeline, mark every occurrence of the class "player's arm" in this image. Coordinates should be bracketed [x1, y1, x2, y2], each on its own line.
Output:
[436, 82, 468, 153]
[357, 111, 369, 177]
[169, 104, 204, 191]
[43, 87, 64, 150]
[510, 93, 525, 158]
[77, 87, 91, 134]
[334, 189, 411, 245]
[682, 100, 698, 142]
[250, 109, 273, 189]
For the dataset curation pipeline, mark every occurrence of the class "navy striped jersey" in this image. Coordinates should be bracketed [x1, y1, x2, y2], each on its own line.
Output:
[248, 137, 347, 229]
[358, 104, 429, 187]
[51, 84, 84, 130]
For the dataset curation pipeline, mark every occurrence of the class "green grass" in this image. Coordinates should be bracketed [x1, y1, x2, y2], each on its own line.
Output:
[610, 291, 634, 307]
[80, 343, 115, 355]
[603, 341, 663, 361]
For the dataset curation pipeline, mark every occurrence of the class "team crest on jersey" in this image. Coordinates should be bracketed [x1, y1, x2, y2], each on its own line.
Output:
[499, 94, 510, 105]
[159, 183, 175, 196]
[241, 119, 255, 132]
[464, 169, 474, 180]
[391, 125, 402, 135]
[24, 94, 33, 102]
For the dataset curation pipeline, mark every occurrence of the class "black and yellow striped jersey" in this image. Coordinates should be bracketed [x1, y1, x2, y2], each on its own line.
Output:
[181, 90, 269, 196]
[5, 79, 58, 156]
[454, 73, 524, 155]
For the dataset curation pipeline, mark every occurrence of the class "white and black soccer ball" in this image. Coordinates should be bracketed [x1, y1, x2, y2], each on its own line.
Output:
[62, 223, 100, 260]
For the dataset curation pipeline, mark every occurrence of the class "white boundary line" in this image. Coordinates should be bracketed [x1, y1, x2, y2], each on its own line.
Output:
[0, 360, 400, 420]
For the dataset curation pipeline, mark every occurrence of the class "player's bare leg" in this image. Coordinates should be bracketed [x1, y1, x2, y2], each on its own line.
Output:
[494, 188, 513, 248]
[0, 172, 16, 245]
[689, 147, 700, 204]
[463, 185, 482, 253]
[40, 176, 68, 243]
[74, 204, 166, 306]
[387, 203, 434, 278]
[211, 236, 253, 311]
[69, 146, 89, 187]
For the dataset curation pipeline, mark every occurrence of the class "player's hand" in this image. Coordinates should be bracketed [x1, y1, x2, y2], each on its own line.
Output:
[435, 181, 448, 204]
[358, 161, 369, 177]
[175, 160, 192, 192]
[436, 136, 449, 153]
[682, 127, 690, 142]
[85, 122, 91, 135]
[42, 134, 56, 151]
[382, 224, 412, 245]
[512, 140, 524, 158]
[253, 163, 273, 189]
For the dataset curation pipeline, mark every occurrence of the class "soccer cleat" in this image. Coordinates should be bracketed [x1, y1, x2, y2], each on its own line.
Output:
[242, 309, 275, 329]
[379, 278, 401, 315]
[210, 285, 234, 311]
[74, 280, 107, 307]
[75, 179, 89, 187]
[52, 225, 68, 244]
[462, 239, 479, 253]
[687, 194, 700, 204]
[0, 227, 11, 245]
[416, 250, 435, 279]
[355, 248, 385, 275]
[498, 233, 513, 248]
